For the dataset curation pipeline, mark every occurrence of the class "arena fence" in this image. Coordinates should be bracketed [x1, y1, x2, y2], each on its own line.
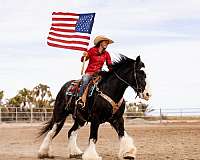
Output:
[0, 107, 53, 123]
[0, 107, 200, 123]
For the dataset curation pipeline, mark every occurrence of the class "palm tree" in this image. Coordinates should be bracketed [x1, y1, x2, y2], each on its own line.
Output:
[6, 84, 54, 109]
[31, 84, 54, 108]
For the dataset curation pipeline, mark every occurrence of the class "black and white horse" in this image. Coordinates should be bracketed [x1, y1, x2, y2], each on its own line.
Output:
[38, 55, 151, 160]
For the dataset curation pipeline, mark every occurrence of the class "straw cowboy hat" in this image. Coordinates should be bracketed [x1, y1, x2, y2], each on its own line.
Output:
[94, 35, 114, 45]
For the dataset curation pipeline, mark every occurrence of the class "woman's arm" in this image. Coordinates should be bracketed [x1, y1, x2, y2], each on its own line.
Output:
[106, 52, 112, 71]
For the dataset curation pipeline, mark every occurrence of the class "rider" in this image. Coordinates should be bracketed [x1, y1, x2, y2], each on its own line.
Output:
[77, 35, 114, 106]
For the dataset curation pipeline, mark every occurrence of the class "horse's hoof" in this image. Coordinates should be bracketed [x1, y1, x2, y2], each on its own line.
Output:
[38, 153, 48, 159]
[123, 156, 135, 160]
[69, 153, 83, 158]
[48, 155, 55, 159]
[38, 153, 54, 159]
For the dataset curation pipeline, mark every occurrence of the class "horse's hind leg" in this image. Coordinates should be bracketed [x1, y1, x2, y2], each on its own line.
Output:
[38, 122, 58, 158]
[67, 120, 85, 158]
[38, 115, 67, 158]
[110, 117, 137, 160]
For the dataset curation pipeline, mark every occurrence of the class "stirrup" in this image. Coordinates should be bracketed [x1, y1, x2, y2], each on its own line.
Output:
[76, 98, 85, 108]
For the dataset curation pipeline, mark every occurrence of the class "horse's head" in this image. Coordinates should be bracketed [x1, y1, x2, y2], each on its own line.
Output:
[112, 55, 151, 101]
[133, 56, 151, 101]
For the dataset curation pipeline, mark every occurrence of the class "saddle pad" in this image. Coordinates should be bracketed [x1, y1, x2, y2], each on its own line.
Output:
[65, 80, 80, 96]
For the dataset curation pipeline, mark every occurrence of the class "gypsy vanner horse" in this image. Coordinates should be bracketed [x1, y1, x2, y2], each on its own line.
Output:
[38, 55, 151, 160]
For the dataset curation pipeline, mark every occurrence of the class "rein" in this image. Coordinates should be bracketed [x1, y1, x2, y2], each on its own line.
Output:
[113, 62, 140, 96]
[94, 64, 140, 114]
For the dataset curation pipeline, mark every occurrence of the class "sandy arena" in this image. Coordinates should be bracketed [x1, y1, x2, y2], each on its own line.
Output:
[0, 122, 200, 160]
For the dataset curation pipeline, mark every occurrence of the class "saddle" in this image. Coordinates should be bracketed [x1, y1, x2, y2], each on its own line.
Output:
[65, 76, 101, 104]
[64, 76, 101, 120]
[65, 80, 81, 97]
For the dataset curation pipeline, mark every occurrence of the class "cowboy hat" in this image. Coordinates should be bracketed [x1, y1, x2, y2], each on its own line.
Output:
[94, 35, 114, 45]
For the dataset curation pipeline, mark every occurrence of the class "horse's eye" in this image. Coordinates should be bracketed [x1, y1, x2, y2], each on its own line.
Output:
[138, 88, 142, 92]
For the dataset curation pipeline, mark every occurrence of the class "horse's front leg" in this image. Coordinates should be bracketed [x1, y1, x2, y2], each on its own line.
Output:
[67, 120, 84, 158]
[110, 117, 137, 160]
[82, 117, 102, 160]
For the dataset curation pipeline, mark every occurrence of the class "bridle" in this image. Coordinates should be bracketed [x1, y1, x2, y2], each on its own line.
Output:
[94, 63, 144, 113]
[113, 63, 143, 98]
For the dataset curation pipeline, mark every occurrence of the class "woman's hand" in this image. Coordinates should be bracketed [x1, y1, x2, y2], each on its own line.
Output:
[83, 51, 88, 57]
[81, 51, 89, 62]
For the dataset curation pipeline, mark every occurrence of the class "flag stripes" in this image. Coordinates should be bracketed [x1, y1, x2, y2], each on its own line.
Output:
[47, 12, 95, 51]
[52, 23, 76, 27]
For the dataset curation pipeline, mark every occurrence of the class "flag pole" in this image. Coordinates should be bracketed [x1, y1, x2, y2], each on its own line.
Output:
[81, 56, 86, 75]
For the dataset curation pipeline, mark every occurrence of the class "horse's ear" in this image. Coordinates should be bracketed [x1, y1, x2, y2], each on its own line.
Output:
[136, 55, 141, 63]
[135, 55, 145, 70]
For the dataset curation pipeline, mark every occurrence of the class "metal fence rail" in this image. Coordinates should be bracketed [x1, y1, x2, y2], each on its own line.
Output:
[0, 107, 53, 123]
[0, 107, 200, 123]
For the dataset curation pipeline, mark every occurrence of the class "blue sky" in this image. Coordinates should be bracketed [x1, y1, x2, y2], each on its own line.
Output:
[0, 0, 200, 108]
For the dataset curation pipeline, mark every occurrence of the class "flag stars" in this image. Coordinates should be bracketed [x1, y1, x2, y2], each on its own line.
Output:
[75, 13, 95, 34]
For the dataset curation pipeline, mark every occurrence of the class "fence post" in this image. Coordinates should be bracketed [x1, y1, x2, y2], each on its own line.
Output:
[16, 107, 18, 123]
[45, 109, 47, 121]
[30, 107, 33, 124]
[159, 108, 162, 123]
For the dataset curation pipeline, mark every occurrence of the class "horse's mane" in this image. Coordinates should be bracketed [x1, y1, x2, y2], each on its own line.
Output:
[99, 54, 135, 83]
[111, 54, 135, 72]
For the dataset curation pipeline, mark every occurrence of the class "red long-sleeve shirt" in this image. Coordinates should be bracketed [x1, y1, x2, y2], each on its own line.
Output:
[81, 46, 112, 74]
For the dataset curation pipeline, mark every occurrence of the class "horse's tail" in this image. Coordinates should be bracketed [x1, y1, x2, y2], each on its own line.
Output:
[38, 116, 66, 138]
[38, 116, 55, 137]
[38, 81, 72, 138]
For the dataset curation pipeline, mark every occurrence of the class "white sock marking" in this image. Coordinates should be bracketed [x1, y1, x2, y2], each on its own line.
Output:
[67, 131, 82, 157]
[38, 124, 57, 157]
[118, 132, 137, 159]
[82, 139, 102, 160]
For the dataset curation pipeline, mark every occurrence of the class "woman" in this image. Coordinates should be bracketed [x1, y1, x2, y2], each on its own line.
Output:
[77, 35, 114, 106]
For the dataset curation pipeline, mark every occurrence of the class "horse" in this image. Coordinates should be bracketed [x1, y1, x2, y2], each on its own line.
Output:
[38, 55, 151, 160]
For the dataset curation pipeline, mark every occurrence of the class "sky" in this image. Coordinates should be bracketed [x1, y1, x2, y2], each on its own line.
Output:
[0, 0, 200, 109]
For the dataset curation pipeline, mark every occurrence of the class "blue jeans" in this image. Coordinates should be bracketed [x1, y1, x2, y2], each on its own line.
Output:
[79, 73, 93, 97]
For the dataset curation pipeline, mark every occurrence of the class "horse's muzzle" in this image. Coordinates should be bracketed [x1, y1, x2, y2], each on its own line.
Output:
[139, 92, 150, 101]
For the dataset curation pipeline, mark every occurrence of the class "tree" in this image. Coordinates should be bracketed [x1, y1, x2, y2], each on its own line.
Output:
[6, 84, 55, 110]
[31, 84, 54, 108]
[0, 90, 4, 107]
[0, 90, 4, 102]
[7, 88, 32, 109]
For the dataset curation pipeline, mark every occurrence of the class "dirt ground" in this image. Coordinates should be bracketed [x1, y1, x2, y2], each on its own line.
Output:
[0, 122, 200, 160]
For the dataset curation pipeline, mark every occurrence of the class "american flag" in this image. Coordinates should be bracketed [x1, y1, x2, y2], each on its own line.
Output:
[47, 12, 95, 51]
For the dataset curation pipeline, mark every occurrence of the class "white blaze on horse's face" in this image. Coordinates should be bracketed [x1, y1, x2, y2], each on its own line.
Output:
[140, 67, 152, 101]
